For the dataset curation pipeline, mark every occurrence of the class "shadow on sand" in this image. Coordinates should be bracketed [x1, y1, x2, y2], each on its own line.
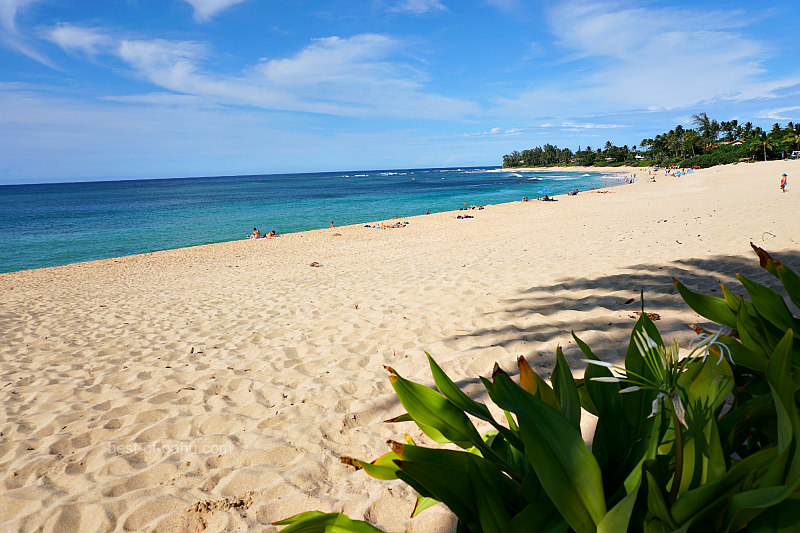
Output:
[445, 247, 800, 376]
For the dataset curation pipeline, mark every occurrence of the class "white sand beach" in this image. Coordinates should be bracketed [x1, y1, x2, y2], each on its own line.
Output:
[1, 160, 799, 532]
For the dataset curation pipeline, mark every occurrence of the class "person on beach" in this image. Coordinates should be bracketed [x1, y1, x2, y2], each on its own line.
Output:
[330, 221, 335, 228]
[249, 228, 260, 239]
[781, 173, 787, 192]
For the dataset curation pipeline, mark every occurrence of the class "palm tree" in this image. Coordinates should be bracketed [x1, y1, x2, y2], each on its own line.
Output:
[750, 134, 775, 162]
[683, 130, 701, 157]
[692, 112, 712, 144]
[785, 131, 800, 151]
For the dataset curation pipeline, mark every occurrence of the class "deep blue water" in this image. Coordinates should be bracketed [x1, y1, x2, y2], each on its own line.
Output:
[0, 167, 623, 273]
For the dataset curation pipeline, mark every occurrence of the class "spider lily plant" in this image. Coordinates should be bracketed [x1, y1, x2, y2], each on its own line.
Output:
[277, 246, 800, 533]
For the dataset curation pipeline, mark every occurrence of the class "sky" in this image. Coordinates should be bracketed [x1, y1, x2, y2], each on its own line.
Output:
[1, 0, 799, 184]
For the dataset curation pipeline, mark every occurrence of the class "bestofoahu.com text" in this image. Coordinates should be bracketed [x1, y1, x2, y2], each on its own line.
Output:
[107, 441, 233, 456]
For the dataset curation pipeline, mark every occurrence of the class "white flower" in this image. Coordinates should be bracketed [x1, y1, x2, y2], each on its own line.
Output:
[689, 327, 733, 364]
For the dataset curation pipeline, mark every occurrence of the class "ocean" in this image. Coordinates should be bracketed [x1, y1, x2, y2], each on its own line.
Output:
[0, 167, 624, 273]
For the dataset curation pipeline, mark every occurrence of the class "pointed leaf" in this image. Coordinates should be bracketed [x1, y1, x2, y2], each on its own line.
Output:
[674, 278, 738, 329]
[491, 371, 606, 533]
[503, 500, 567, 533]
[597, 477, 641, 533]
[751, 242, 800, 309]
[410, 495, 439, 518]
[765, 329, 800, 478]
[518, 356, 558, 409]
[671, 446, 778, 525]
[386, 366, 482, 448]
[575, 332, 630, 472]
[552, 346, 581, 429]
[737, 274, 800, 335]
[645, 470, 677, 530]
[273, 511, 386, 532]
[426, 353, 494, 422]
[341, 450, 401, 481]
[393, 444, 525, 532]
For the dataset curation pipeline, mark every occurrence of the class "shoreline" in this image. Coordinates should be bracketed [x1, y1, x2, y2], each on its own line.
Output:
[1, 160, 799, 532]
[0, 168, 622, 276]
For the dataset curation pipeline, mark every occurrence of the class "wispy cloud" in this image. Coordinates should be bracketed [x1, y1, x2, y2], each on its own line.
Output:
[462, 126, 525, 137]
[560, 121, 624, 130]
[47, 23, 112, 56]
[182, 0, 248, 22]
[388, 0, 446, 15]
[0, 0, 53, 66]
[47, 29, 476, 120]
[757, 105, 800, 121]
[495, 1, 793, 121]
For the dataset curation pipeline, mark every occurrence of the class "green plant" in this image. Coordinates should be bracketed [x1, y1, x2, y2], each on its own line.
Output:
[276, 245, 800, 532]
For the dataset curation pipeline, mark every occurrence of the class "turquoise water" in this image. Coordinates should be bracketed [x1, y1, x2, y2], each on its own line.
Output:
[0, 167, 621, 273]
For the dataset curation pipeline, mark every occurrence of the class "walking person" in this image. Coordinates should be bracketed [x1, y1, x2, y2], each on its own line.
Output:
[781, 173, 787, 192]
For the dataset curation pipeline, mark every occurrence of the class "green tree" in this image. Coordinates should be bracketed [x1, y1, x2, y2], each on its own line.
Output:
[749, 134, 775, 161]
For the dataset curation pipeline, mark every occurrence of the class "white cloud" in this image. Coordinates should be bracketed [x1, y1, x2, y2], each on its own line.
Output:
[462, 126, 526, 137]
[257, 34, 404, 86]
[0, 0, 53, 66]
[103, 92, 212, 107]
[58, 32, 476, 120]
[561, 122, 624, 130]
[182, 0, 248, 22]
[389, 0, 446, 15]
[757, 105, 800, 121]
[495, 1, 793, 122]
[47, 24, 111, 56]
[0, 0, 38, 34]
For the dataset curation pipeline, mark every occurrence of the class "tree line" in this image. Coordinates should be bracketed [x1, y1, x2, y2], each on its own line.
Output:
[502, 113, 800, 169]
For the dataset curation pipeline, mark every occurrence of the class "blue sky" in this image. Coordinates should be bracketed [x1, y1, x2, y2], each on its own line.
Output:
[1, 0, 799, 184]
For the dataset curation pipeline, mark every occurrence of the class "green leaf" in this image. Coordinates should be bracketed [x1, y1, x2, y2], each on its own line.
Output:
[737, 274, 800, 336]
[503, 501, 568, 533]
[411, 495, 440, 518]
[393, 444, 525, 532]
[517, 356, 558, 410]
[720, 283, 743, 311]
[673, 278, 738, 329]
[386, 366, 482, 448]
[426, 353, 494, 422]
[620, 312, 660, 464]
[743, 493, 800, 532]
[575, 377, 599, 417]
[552, 346, 581, 429]
[491, 371, 606, 533]
[426, 354, 524, 459]
[724, 480, 800, 532]
[575, 332, 630, 473]
[735, 302, 774, 358]
[645, 470, 677, 530]
[715, 333, 767, 372]
[597, 477, 641, 533]
[671, 446, 778, 525]
[384, 413, 413, 423]
[751, 242, 800, 310]
[687, 356, 734, 415]
[340, 450, 401, 481]
[273, 511, 386, 533]
[765, 330, 800, 478]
